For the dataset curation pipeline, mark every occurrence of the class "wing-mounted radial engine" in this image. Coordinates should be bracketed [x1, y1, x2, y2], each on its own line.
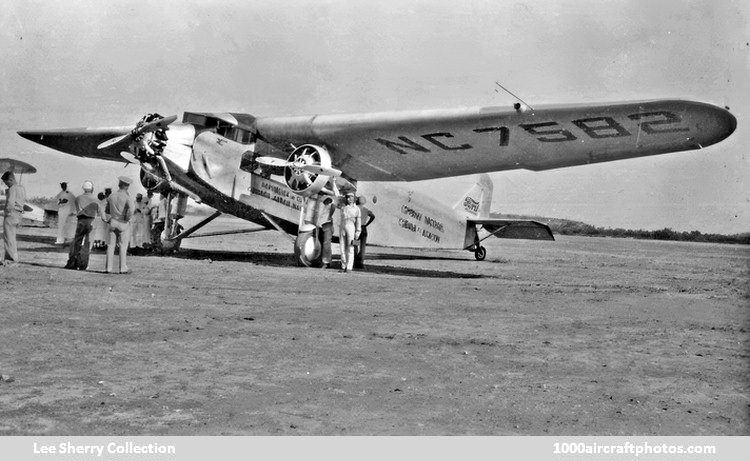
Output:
[257, 144, 342, 197]
[257, 146, 352, 267]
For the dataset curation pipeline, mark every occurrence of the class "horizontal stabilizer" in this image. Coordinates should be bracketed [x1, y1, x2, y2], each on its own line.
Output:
[470, 219, 554, 241]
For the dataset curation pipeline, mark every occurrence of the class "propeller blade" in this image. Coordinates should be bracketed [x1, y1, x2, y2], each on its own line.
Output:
[139, 114, 178, 133]
[255, 156, 290, 167]
[98, 134, 129, 150]
[297, 164, 342, 177]
[119, 151, 141, 165]
[97, 115, 178, 150]
[255, 156, 341, 177]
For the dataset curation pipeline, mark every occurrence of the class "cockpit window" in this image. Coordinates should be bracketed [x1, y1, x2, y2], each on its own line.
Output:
[217, 124, 253, 144]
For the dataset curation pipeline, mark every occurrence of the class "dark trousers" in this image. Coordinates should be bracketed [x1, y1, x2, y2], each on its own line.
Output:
[65, 217, 93, 269]
[151, 221, 165, 253]
[353, 228, 368, 269]
[318, 221, 333, 264]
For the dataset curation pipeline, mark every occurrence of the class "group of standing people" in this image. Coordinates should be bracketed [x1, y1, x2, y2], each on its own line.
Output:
[4, 173, 378, 273]
[62, 178, 174, 273]
[63, 176, 136, 273]
[56, 183, 157, 253]
[312, 191, 375, 273]
[2, 173, 173, 273]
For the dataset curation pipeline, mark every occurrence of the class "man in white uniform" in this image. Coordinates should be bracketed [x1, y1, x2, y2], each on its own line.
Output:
[54, 182, 75, 244]
[338, 192, 361, 273]
[1, 171, 26, 266]
[104, 176, 135, 273]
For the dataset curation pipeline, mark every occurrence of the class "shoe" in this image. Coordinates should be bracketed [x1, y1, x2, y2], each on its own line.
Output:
[120, 269, 131, 274]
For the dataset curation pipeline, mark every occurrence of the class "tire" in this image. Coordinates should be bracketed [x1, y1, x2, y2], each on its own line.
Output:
[159, 236, 182, 255]
[294, 231, 323, 267]
[474, 245, 487, 261]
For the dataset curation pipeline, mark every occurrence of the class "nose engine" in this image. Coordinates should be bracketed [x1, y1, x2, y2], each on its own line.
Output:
[283, 144, 333, 197]
[139, 167, 161, 190]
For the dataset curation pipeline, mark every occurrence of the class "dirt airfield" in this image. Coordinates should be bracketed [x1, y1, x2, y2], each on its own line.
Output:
[0, 216, 747, 435]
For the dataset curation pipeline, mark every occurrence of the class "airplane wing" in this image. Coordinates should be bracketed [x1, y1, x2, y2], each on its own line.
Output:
[469, 219, 555, 241]
[254, 100, 736, 181]
[17, 127, 132, 162]
[18, 100, 735, 183]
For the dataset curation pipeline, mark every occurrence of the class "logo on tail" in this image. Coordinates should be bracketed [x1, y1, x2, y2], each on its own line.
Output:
[454, 174, 493, 218]
[463, 196, 480, 214]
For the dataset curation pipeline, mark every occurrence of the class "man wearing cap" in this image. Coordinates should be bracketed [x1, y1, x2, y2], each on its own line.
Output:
[142, 190, 155, 250]
[104, 176, 136, 273]
[338, 192, 361, 273]
[318, 196, 336, 268]
[1, 171, 26, 266]
[54, 182, 76, 245]
[64, 180, 103, 270]
[150, 193, 168, 254]
[353, 195, 375, 270]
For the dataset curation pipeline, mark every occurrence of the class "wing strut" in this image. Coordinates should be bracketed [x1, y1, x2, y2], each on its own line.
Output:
[185, 227, 270, 239]
[168, 210, 222, 242]
[463, 224, 511, 250]
[261, 211, 295, 243]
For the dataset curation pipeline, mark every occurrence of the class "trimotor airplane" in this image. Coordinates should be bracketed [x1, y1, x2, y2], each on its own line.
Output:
[0, 158, 46, 225]
[17, 98, 736, 266]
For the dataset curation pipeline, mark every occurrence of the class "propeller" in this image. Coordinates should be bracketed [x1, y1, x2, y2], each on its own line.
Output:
[97, 115, 178, 151]
[120, 151, 141, 165]
[255, 156, 342, 177]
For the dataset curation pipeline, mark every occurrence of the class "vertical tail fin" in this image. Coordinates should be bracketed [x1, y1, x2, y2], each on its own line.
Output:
[454, 174, 493, 218]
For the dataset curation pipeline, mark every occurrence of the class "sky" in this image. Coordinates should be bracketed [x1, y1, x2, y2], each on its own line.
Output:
[1, 0, 747, 234]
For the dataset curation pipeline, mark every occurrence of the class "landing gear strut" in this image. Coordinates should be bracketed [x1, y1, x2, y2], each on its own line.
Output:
[465, 225, 489, 261]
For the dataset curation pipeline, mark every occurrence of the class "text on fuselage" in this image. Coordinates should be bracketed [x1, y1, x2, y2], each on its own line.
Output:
[398, 204, 444, 243]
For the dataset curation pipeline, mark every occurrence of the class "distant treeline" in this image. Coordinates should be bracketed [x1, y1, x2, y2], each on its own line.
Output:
[492, 213, 750, 245]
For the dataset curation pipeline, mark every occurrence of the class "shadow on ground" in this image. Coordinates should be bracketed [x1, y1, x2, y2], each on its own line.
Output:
[173, 248, 487, 278]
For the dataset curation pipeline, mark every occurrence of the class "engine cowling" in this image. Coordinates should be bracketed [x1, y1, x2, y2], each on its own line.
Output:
[139, 168, 161, 190]
[283, 144, 333, 197]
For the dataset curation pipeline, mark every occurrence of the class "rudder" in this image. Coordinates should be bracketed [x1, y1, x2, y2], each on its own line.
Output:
[454, 174, 493, 218]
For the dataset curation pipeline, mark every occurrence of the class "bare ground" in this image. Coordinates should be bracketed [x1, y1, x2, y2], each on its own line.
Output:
[0, 217, 748, 435]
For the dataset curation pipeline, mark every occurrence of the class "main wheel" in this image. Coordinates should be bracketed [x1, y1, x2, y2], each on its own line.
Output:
[474, 245, 487, 261]
[159, 236, 182, 255]
[294, 230, 323, 267]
